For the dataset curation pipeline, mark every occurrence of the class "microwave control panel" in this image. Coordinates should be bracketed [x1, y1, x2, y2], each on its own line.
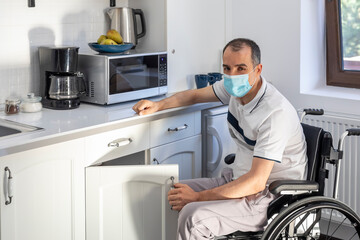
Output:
[159, 54, 167, 87]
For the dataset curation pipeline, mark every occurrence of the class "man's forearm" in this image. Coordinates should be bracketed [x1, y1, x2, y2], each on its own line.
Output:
[198, 172, 266, 201]
[157, 90, 197, 111]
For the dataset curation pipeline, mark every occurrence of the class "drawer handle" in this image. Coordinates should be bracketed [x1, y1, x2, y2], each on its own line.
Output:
[168, 124, 188, 132]
[108, 138, 132, 147]
[4, 167, 13, 205]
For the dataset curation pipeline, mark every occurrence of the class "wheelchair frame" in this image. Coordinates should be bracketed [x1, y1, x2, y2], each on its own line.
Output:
[222, 109, 360, 240]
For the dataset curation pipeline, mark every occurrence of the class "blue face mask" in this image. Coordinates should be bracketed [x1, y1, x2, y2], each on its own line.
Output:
[223, 69, 257, 97]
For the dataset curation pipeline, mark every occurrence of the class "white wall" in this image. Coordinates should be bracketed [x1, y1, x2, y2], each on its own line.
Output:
[0, 0, 129, 103]
[228, 0, 360, 117]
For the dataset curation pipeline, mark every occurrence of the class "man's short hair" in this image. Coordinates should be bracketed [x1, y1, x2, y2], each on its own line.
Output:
[223, 38, 261, 67]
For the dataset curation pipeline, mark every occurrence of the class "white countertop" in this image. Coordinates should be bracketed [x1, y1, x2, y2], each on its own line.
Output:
[0, 96, 220, 156]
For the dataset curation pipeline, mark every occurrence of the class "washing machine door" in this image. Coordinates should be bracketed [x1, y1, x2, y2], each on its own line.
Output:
[204, 107, 237, 178]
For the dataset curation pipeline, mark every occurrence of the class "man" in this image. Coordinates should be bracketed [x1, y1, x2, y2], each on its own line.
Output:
[132, 38, 307, 239]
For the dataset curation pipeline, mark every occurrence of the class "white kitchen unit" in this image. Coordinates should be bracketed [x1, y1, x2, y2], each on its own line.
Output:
[167, 0, 226, 92]
[150, 135, 201, 180]
[86, 165, 178, 240]
[149, 111, 202, 180]
[0, 139, 85, 240]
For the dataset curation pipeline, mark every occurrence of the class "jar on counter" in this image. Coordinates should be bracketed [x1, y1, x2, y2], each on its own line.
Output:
[5, 98, 21, 115]
[21, 93, 42, 113]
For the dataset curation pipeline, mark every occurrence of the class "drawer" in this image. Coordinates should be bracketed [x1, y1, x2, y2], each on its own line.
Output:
[150, 112, 200, 147]
[85, 122, 150, 166]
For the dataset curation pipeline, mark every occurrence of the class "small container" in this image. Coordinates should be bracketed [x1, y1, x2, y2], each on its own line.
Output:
[5, 98, 21, 115]
[0, 97, 4, 112]
[21, 93, 42, 113]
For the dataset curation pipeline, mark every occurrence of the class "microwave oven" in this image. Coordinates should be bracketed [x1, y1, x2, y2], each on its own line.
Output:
[78, 51, 167, 105]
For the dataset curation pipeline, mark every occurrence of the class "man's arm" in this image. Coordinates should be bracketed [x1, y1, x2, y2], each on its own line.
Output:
[168, 157, 274, 211]
[132, 85, 219, 115]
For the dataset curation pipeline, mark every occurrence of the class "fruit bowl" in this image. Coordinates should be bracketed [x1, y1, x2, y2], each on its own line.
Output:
[88, 42, 134, 53]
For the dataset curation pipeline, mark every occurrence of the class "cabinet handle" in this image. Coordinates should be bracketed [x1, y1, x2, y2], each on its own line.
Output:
[168, 124, 188, 132]
[170, 176, 175, 189]
[4, 167, 13, 205]
[108, 138, 132, 147]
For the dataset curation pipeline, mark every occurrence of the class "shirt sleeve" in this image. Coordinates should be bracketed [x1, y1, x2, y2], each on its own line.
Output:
[253, 109, 291, 162]
[212, 80, 231, 104]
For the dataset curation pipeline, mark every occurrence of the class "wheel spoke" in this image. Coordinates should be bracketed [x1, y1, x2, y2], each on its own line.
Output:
[349, 231, 358, 240]
[326, 209, 334, 240]
[328, 217, 347, 239]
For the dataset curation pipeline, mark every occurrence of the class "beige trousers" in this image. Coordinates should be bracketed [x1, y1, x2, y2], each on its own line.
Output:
[177, 168, 276, 240]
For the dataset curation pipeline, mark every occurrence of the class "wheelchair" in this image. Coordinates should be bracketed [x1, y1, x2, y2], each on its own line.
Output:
[217, 109, 360, 240]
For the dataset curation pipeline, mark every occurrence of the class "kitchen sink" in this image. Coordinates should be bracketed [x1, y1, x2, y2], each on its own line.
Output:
[0, 119, 43, 139]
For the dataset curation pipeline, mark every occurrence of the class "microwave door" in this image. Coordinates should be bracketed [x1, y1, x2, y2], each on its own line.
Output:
[111, 65, 149, 94]
[123, 65, 150, 89]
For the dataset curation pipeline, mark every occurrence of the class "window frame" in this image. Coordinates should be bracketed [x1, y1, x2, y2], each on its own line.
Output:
[326, 0, 360, 88]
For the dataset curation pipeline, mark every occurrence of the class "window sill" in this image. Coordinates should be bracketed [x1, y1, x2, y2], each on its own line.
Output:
[301, 84, 360, 101]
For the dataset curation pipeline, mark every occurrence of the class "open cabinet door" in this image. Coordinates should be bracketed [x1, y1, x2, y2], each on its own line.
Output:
[86, 164, 178, 240]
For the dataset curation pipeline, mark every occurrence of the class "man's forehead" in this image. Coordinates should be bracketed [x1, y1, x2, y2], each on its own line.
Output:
[223, 47, 252, 65]
[225, 45, 251, 56]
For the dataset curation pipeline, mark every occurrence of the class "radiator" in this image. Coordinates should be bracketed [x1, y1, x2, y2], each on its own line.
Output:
[303, 113, 360, 219]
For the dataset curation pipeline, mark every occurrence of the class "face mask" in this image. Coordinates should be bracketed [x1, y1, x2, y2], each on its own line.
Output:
[223, 68, 257, 97]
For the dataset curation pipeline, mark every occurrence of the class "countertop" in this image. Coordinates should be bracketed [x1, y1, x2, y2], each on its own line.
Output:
[0, 95, 221, 157]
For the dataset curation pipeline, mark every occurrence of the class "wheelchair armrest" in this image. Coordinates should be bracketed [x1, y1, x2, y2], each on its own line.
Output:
[269, 180, 319, 195]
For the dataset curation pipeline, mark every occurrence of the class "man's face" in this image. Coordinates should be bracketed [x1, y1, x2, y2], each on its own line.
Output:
[222, 46, 261, 85]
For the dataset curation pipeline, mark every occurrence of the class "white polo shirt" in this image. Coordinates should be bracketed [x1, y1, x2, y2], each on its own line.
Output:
[212, 77, 307, 185]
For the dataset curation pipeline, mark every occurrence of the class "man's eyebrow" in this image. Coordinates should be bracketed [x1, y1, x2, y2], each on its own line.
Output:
[222, 63, 248, 67]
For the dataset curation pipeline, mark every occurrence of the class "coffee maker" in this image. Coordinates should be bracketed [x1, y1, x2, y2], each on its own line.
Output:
[39, 46, 86, 110]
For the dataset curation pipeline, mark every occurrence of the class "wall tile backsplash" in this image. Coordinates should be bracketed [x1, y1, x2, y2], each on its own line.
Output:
[0, 0, 128, 103]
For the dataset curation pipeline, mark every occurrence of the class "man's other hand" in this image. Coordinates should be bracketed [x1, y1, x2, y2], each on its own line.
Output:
[132, 99, 160, 116]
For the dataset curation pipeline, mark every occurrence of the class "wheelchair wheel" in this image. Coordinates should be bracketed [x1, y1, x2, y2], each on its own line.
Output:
[262, 196, 360, 240]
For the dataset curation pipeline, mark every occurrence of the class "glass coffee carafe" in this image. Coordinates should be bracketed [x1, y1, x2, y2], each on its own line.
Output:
[48, 72, 86, 100]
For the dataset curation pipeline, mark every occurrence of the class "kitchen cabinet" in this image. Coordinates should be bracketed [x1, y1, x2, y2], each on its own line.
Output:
[83, 112, 201, 239]
[86, 165, 178, 240]
[149, 111, 202, 180]
[0, 139, 85, 240]
[150, 135, 201, 180]
[0, 108, 205, 240]
[166, 0, 226, 92]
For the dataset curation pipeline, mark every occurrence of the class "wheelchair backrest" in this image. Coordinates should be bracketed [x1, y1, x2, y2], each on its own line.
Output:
[301, 123, 332, 195]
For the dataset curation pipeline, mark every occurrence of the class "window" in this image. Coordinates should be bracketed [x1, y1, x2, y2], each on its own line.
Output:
[326, 0, 360, 88]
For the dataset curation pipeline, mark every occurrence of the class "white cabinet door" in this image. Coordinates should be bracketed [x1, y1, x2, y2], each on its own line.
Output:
[150, 135, 201, 180]
[0, 139, 85, 240]
[86, 165, 178, 240]
[167, 0, 226, 92]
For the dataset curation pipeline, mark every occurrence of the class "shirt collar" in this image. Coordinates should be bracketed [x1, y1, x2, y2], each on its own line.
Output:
[241, 76, 267, 113]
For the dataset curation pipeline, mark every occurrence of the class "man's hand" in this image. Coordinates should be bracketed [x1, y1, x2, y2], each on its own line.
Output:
[132, 99, 160, 116]
[168, 183, 200, 211]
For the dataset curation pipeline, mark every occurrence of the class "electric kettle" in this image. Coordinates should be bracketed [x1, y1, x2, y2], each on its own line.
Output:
[107, 7, 146, 47]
